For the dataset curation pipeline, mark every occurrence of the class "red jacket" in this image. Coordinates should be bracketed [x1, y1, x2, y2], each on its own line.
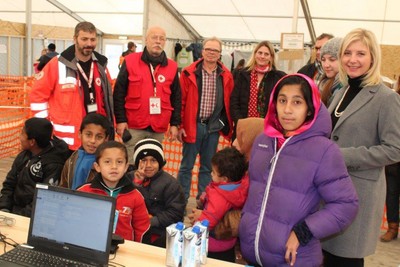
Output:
[180, 59, 234, 143]
[78, 174, 150, 242]
[30, 46, 114, 151]
[198, 175, 249, 230]
[114, 51, 181, 132]
[198, 175, 249, 252]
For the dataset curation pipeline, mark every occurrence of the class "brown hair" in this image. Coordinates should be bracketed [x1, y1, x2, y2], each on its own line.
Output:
[74, 22, 97, 38]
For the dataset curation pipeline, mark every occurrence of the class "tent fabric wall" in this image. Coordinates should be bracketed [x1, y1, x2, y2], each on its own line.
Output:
[3, 0, 400, 45]
[147, 0, 195, 58]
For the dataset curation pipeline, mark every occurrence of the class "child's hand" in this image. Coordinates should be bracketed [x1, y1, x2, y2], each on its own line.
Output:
[133, 163, 145, 185]
[285, 231, 300, 266]
[188, 208, 202, 225]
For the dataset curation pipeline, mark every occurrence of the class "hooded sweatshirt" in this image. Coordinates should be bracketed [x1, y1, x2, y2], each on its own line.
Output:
[239, 74, 358, 267]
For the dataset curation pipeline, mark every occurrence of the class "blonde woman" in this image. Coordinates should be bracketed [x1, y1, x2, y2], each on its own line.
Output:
[322, 28, 400, 267]
[230, 41, 285, 140]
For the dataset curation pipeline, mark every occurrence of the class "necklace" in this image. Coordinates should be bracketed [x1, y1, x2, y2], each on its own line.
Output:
[334, 86, 350, 117]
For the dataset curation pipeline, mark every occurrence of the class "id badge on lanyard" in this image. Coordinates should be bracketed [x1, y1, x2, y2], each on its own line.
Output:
[77, 61, 98, 113]
[87, 102, 97, 113]
[149, 64, 161, 114]
[149, 97, 161, 114]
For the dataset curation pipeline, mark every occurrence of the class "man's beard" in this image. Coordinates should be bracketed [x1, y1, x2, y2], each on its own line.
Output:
[79, 46, 94, 56]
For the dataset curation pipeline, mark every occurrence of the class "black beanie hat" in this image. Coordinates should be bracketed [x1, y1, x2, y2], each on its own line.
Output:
[133, 138, 165, 168]
[24, 117, 53, 148]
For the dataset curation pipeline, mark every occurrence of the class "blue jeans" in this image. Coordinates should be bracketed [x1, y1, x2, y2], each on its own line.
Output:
[178, 122, 220, 200]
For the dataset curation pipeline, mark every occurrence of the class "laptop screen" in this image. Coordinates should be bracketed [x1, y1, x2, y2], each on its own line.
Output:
[27, 184, 116, 266]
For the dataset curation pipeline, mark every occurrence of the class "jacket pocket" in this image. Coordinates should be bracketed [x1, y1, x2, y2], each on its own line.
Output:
[54, 85, 78, 123]
[350, 168, 382, 181]
[127, 75, 142, 98]
[125, 102, 141, 111]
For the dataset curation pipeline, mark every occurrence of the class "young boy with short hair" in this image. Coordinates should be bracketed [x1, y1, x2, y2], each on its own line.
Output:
[0, 117, 69, 217]
[131, 138, 185, 248]
[60, 113, 110, 189]
[78, 141, 150, 242]
[188, 146, 249, 262]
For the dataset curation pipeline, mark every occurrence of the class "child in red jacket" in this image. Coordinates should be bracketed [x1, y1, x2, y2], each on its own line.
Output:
[78, 141, 150, 242]
[188, 147, 249, 262]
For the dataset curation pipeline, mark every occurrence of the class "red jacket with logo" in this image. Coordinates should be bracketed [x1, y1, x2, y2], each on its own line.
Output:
[30, 45, 114, 150]
[78, 174, 150, 242]
[113, 51, 181, 132]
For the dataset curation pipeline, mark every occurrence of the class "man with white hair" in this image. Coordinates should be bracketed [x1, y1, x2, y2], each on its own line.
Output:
[114, 26, 181, 163]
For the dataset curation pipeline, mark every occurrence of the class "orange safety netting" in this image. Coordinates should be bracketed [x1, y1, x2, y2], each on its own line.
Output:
[0, 75, 33, 159]
[162, 136, 231, 198]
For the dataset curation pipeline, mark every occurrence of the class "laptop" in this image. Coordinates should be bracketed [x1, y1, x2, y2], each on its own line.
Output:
[0, 184, 116, 266]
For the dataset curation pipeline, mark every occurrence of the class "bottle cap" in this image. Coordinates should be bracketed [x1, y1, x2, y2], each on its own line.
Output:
[201, 219, 209, 227]
[176, 222, 184, 230]
[192, 226, 201, 234]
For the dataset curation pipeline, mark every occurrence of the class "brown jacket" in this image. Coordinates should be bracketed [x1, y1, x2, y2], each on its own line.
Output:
[59, 150, 97, 189]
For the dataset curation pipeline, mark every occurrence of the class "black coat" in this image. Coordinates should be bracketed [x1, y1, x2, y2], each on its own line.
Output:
[297, 63, 317, 79]
[230, 67, 286, 137]
[135, 170, 185, 235]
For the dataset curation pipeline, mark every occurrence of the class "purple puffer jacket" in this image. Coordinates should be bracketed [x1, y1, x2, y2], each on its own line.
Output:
[239, 101, 358, 266]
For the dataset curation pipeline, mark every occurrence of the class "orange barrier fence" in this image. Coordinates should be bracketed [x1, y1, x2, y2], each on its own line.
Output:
[162, 136, 231, 198]
[0, 76, 33, 159]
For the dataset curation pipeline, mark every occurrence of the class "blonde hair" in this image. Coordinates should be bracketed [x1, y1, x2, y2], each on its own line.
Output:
[246, 41, 276, 71]
[339, 28, 381, 87]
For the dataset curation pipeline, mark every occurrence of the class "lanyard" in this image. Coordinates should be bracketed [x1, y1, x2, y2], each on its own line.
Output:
[77, 61, 95, 102]
[149, 64, 157, 97]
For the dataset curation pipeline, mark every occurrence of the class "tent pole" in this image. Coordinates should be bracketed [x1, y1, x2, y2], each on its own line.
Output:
[300, 0, 316, 44]
[25, 0, 32, 76]
[157, 0, 201, 40]
[142, 0, 149, 45]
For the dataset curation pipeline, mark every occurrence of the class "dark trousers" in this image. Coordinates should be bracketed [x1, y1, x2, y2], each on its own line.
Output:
[323, 250, 364, 267]
[385, 163, 400, 223]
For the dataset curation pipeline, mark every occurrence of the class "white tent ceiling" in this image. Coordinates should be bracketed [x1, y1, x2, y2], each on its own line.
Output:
[1, 0, 399, 45]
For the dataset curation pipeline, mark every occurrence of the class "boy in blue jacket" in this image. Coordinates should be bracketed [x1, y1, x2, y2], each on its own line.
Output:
[59, 113, 111, 189]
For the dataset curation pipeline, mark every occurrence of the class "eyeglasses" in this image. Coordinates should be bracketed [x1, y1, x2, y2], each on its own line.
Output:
[204, 48, 221, 53]
[0, 215, 16, 226]
[150, 35, 166, 42]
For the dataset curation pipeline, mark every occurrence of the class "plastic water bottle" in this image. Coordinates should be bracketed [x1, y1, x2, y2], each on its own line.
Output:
[166, 222, 185, 267]
[195, 220, 209, 265]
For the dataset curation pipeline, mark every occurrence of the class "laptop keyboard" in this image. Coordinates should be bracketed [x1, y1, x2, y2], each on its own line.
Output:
[0, 246, 96, 267]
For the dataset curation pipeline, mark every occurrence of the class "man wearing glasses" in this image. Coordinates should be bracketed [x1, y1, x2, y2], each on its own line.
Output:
[298, 33, 333, 86]
[114, 26, 181, 163]
[177, 37, 234, 203]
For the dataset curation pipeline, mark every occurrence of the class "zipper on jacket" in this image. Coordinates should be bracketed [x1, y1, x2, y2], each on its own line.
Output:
[254, 136, 292, 265]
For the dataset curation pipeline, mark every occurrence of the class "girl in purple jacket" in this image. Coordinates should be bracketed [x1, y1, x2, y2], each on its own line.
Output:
[239, 74, 358, 267]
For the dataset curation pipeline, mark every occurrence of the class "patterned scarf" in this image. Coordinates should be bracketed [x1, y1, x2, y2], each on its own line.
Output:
[248, 65, 270, 118]
[248, 70, 260, 117]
